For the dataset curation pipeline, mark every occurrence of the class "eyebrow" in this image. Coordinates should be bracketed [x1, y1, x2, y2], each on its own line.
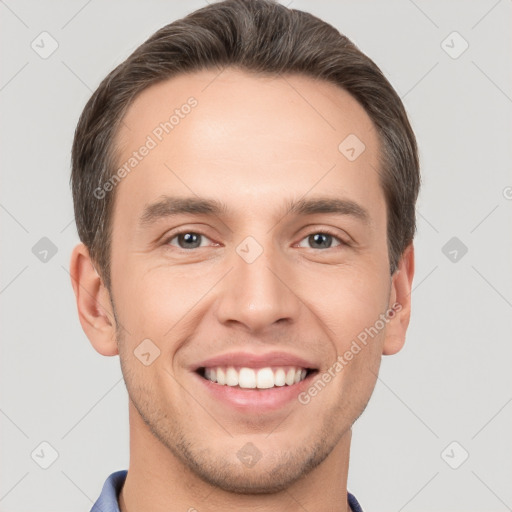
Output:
[138, 195, 370, 227]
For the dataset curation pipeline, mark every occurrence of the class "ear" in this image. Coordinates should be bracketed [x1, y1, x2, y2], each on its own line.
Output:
[69, 243, 119, 356]
[382, 243, 415, 356]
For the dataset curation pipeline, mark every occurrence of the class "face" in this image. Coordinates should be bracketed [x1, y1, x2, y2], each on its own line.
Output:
[74, 68, 413, 493]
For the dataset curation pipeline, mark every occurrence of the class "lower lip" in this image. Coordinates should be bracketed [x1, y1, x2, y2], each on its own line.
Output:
[193, 371, 317, 413]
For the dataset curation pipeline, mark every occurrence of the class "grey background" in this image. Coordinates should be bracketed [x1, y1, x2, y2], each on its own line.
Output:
[1, 1, 511, 511]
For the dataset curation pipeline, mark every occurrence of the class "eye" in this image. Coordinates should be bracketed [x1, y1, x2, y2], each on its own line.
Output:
[165, 231, 214, 250]
[296, 231, 346, 250]
[163, 229, 347, 251]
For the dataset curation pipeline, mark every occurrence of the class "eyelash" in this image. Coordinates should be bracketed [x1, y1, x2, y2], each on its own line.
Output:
[163, 228, 348, 251]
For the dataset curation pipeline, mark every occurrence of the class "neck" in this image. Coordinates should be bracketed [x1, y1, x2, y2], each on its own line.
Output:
[119, 401, 352, 512]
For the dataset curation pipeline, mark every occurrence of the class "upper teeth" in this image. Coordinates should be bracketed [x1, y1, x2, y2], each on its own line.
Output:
[204, 366, 308, 389]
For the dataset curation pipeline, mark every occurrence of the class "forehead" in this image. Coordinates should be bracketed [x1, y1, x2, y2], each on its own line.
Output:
[112, 68, 383, 227]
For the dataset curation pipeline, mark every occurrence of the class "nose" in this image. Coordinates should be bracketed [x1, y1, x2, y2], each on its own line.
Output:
[214, 239, 302, 335]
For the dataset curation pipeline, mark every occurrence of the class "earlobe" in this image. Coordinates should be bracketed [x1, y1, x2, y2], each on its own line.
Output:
[382, 243, 415, 356]
[69, 243, 119, 356]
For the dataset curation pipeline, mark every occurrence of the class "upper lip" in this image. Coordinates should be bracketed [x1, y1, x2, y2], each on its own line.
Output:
[191, 351, 319, 371]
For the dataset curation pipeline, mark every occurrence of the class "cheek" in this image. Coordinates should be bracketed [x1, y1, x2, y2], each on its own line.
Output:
[299, 261, 390, 341]
[114, 261, 220, 341]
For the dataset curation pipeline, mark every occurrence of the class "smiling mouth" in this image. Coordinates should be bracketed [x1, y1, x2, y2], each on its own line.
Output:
[196, 366, 318, 390]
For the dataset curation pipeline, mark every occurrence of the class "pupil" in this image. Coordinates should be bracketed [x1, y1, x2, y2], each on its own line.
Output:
[178, 233, 332, 249]
[311, 233, 331, 249]
[181, 233, 200, 248]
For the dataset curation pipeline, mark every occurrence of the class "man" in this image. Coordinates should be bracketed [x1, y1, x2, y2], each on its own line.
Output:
[69, 0, 419, 510]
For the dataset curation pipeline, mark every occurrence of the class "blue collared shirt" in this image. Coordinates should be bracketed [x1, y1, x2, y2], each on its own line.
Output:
[91, 470, 364, 512]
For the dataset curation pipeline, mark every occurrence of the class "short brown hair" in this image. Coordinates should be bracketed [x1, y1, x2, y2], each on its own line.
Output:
[71, 0, 420, 290]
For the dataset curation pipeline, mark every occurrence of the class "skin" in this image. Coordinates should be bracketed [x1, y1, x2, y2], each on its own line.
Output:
[70, 68, 414, 512]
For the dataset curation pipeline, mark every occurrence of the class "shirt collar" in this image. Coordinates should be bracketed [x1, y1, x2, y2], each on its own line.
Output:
[90, 470, 126, 512]
[91, 470, 364, 512]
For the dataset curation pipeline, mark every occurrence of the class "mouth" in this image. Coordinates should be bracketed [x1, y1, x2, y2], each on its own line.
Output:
[190, 351, 321, 411]
[196, 365, 319, 390]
